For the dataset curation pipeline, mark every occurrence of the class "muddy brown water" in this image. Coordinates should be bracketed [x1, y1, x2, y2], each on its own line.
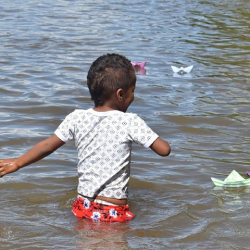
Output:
[1, 0, 250, 249]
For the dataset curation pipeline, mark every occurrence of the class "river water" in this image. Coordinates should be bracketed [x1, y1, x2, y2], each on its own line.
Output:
[1, 0, 250, 249]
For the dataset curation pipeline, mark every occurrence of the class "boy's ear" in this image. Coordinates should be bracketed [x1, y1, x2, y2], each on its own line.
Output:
[116, 88, 124, 101]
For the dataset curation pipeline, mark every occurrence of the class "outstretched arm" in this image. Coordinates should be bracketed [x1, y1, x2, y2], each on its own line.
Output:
[0, 134, 65, 177]
[150, 137, 171, 157]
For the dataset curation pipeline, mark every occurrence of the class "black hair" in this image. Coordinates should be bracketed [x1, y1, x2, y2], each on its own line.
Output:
[87, 53, 135, 106]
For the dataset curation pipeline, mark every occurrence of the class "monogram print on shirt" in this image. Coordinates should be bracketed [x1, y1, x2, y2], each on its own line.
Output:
[55, 109, 158, 199]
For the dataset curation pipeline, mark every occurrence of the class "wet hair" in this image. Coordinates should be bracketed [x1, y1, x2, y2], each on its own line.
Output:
[87, 53, 135, 106]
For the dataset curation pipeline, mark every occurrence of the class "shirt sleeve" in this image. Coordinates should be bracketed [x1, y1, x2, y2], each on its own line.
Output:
[128, 114, 159, 148]
[54, 111, 77, 143]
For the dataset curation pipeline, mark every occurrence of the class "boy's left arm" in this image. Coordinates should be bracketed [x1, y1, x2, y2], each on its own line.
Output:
[0, 134, 65, 177]
[150, 137, 171, 157]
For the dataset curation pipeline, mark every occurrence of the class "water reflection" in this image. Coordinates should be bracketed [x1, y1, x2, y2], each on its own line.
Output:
[212, 187, 250, 214]
[74, 219, 131, 250]
[133, 65, 146, 75]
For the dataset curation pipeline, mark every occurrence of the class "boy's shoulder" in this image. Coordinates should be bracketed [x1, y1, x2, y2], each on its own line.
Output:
[72, 109, 139, 118]
[72, 108, 91, 114]
[68, 109, 143, 123]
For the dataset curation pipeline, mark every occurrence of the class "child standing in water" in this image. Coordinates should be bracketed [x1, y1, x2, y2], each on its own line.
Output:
[0, 53, 170, 222]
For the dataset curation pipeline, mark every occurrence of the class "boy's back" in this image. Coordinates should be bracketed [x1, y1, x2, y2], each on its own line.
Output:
[55, 108, 158, 199]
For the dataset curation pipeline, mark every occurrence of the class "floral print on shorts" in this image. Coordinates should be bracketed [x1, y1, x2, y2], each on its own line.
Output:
[72, 197, 134, 222]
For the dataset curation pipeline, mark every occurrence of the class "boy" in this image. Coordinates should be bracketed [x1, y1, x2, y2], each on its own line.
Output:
[0, 53, 170, 222]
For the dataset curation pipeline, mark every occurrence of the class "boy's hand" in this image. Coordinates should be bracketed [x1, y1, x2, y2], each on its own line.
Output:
[0, 134, 65, 178]
[0, 159, 19, 177]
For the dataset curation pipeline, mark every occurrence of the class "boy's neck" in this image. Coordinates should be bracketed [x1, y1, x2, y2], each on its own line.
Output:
[93, 92, 127, 112]
[93, 104, 120, 112]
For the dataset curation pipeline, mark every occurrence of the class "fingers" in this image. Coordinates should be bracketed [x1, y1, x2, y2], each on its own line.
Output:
[0, 170, 5, 177]
[0, 166, 5, 177]
[0, 160, 18, 177]
[0, 163, 8, 177]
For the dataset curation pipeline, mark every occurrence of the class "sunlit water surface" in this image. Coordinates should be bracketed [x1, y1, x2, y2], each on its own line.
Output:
[1, 0, 250, 249]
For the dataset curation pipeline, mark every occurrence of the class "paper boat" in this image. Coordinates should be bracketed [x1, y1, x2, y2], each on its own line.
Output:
[131, 61, 146, 68]
[171, 65, 193, 74]
[211, 170, 250, 187]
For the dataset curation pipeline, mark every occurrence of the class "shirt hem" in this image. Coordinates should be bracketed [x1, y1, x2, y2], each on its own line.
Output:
[54, 130, 68, 142]
[144, 134, 159, 148]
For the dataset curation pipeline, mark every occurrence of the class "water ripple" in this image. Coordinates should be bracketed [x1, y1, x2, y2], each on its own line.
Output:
[1, 0, 250, 249]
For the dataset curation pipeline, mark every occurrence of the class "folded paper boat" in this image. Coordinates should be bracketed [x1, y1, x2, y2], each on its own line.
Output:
[131, 61, 146, 68]
[211, 170, 250, 187]
[171, 65, 193, 74]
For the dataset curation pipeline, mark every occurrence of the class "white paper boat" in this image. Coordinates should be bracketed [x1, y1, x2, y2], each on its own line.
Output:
[171, 65, 193, 74]
[211, 170, 250, 187]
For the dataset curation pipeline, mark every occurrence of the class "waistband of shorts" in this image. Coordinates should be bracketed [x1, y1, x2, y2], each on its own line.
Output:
[77, 194, 119, 206]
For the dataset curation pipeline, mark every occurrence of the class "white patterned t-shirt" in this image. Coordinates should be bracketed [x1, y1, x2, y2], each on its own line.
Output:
[54, 108, 158, 199]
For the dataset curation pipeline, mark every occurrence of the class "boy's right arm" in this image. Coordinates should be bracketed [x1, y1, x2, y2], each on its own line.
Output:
[150, 137, 171, 157]
[0, 134, 65, 177]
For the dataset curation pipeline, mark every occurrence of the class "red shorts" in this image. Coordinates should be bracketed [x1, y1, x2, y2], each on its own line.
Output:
[72, 197, 134, 222]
